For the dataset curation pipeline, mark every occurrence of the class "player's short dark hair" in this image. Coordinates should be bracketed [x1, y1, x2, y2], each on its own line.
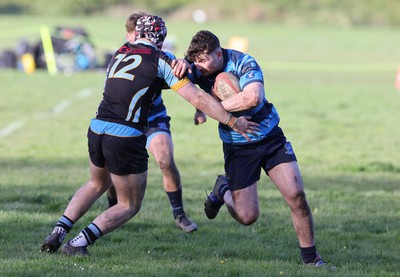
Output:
[185, 30, 220, 62]
[125, 12, 147, 33]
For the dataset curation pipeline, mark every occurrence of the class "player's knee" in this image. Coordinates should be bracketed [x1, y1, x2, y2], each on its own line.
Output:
[240, 215, 258, 226]
[294, 190, 307, 205]
[158, 159, 177, 175]
[237, 210, 259, 225]
[291, 190, 310, 214]
[118, 199, 143, 218]
[125, 202, 143, 218]
[157, 158, 172, 170]
[90, 180, 109, 194]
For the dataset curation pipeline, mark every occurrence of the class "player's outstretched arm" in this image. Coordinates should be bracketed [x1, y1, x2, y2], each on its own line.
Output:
[176, 82, 259, 141]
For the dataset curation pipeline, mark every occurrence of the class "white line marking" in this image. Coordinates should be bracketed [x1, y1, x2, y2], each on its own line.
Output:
[0, 120, 25, 138]
[0, 88, 94, 139]
[77, 88, 93, 99]
[52, 100, 71, 115]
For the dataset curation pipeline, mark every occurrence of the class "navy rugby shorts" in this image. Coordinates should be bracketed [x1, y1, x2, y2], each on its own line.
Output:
[88, 128, 148, 175]
[223, 126, 297, 191]
[144, 116, 171, 147]
[145, 116, 171, 137]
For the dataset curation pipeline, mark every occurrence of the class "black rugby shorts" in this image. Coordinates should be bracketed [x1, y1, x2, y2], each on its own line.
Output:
[88, 128, 149, 175]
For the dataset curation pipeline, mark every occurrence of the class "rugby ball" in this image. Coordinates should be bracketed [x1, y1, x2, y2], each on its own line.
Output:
[213, 72, 240, 101]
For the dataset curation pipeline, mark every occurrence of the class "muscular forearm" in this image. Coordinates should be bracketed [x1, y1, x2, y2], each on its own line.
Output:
[187, 87, 231, 124]
[176, 82, 259, 141]
[221, 93, 257, 112]
[221, 82, 264, 112]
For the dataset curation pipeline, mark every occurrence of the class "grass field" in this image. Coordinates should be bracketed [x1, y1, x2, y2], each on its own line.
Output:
[1, 15, 400, 276]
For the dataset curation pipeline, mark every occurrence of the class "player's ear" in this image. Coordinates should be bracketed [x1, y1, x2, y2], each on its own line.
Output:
[216, 49, 223, 60]
[126, 32, 136, 43]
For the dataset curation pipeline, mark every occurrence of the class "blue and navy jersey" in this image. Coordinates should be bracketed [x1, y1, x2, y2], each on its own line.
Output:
[188, 48, 280, 145]
[147, 51, 176, 123]
[93, 41, 188, 136]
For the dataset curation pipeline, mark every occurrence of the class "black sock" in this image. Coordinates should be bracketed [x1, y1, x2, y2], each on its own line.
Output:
[300, 245, 317, 264]
[82, 223, 103, 245]
[107, 196, 117, 207]
[166, 190, 184, 218]
[56, 215, 74, 232]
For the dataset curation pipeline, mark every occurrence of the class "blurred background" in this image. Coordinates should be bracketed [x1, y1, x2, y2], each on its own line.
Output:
[1, 0, 400, 26]
[0, 0, 400, 75]
[1, 0, 399, 75]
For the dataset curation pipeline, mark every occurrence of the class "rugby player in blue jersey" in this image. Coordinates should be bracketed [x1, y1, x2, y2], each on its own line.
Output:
[184, 30, 329, 267]
[40, 17, 258, 256]
[106, 12, 197, 234]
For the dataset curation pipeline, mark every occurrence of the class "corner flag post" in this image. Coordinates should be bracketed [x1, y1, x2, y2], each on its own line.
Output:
[40, 25, 57, 75]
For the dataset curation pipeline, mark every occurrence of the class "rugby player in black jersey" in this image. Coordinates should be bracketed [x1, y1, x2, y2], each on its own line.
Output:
[105, 12, 197, 234]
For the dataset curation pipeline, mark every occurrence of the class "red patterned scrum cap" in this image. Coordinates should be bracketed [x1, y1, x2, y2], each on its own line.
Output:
[135, 15, 167, 47]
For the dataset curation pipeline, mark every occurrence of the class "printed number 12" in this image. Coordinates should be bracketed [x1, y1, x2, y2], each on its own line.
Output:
[108, 54, 142, 81]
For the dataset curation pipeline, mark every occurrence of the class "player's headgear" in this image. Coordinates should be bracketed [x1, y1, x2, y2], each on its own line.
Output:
[135, 15, 167, 47]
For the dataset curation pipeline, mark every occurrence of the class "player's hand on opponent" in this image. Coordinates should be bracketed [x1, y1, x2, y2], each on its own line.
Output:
[232, 116, 260, 141]
[171, 58, 190, 79]
[194, 109, 207, 125]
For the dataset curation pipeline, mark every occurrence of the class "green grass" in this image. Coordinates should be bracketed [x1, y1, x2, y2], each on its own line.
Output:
[1, 15, 400, 277]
